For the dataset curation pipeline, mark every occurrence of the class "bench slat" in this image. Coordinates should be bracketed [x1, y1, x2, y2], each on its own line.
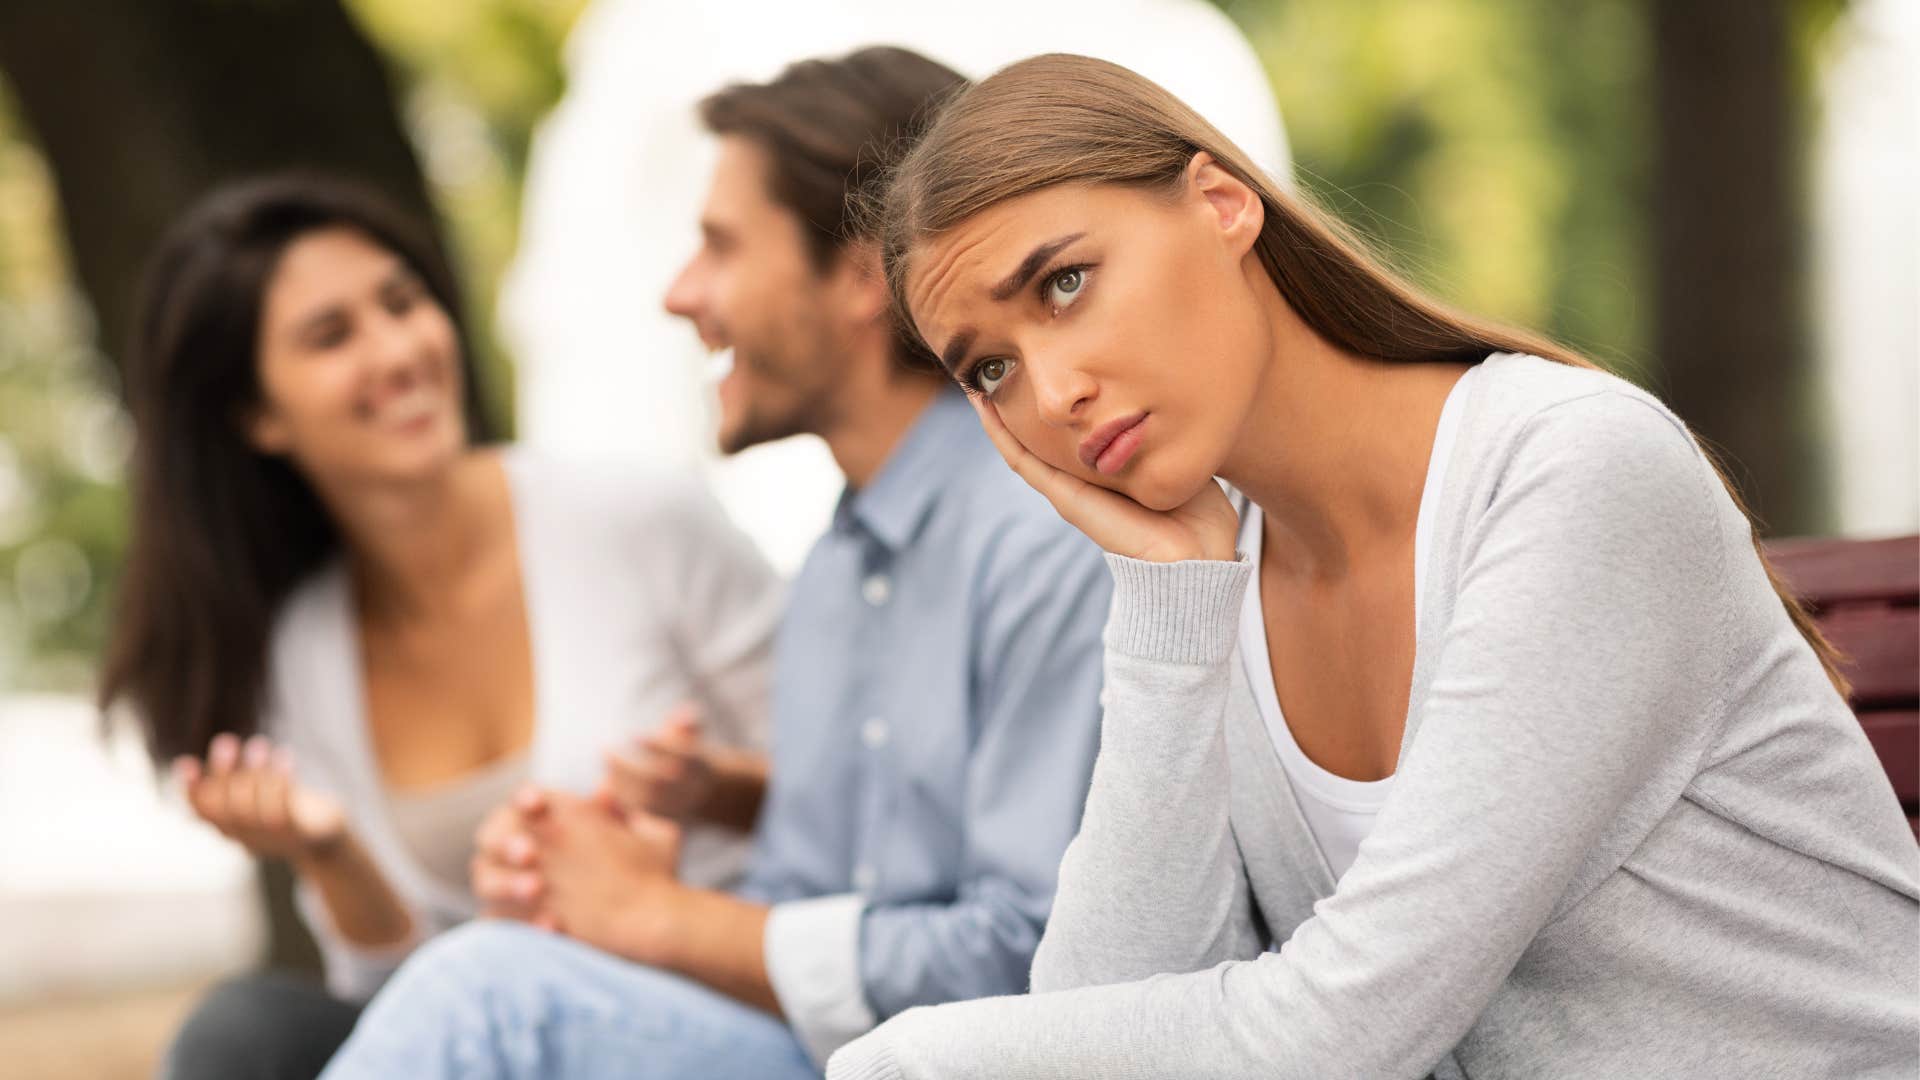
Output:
[1819, 606, 1920, 708]
[1767, 535, 1919, 608]
[1860, 710, 1919, 811]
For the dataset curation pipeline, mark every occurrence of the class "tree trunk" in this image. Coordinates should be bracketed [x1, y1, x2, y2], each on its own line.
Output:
[1650, 0, 1825, 535]
[0, 0, 438, 387]
[0, 0, 440, 974]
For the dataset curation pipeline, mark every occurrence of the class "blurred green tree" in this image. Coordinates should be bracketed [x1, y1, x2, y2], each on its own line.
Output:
[1212, 0, 1843, 533]
[0, 0, 582, 693]
[0, 0, 440, 385]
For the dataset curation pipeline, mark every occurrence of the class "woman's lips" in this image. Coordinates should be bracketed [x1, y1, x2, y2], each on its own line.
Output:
[1078, 412, 1147, 475]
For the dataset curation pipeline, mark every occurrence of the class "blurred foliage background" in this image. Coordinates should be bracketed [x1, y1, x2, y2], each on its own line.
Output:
[0, 0, 584, 691]
[1224, 0, 1654, 371]
[0, 0, 1872, 692]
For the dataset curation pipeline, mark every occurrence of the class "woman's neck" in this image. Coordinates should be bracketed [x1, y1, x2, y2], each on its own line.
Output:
[312, 448, 511, 621]
[1217, 308, 1467, 579]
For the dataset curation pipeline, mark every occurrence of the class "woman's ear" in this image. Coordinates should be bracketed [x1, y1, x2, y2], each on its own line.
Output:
[1186, 152, 1264, 257]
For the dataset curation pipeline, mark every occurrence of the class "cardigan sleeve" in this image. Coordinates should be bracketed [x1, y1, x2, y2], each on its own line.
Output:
[1027, 553, 1265, 994]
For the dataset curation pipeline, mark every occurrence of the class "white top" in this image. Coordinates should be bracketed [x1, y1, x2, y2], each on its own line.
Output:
[264, 449, 785, 1001]
[1235, 364, 1476, 880]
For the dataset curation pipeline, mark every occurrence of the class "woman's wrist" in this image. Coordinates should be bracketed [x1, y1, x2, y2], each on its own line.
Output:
[287, 829, 416, 949]
[288, 825, 355, 870]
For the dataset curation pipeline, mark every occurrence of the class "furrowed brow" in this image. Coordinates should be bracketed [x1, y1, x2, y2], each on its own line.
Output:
[988, 233, 1086, 302]
[939, 328, 976, 375]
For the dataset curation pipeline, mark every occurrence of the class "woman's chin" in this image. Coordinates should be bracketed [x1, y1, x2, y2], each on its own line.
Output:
[1134, 484, 1201, 513]
[373, 422, 466, 482]
[1087, 466, 1212, 514]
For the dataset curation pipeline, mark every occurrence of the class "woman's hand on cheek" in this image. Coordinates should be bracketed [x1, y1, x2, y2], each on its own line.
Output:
[969, 395, 1237, 563]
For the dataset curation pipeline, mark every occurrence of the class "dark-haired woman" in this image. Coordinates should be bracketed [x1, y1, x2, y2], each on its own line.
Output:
[825, 55, 1920, 1080]
[99, 177, 783, 1080]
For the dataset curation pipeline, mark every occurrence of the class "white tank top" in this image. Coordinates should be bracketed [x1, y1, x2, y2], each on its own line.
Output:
[1234, 365, 1476, 880]
[386, 751, 531, 897]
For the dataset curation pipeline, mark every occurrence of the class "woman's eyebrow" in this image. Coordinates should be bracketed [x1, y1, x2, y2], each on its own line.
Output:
[988, 232, 1086, 302]
[379, 257, 419, 290]
[939, 328, 976, 375]
[292, 304, 346, 343]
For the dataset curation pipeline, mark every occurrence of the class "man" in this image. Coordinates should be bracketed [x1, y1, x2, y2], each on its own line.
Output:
[321, 46, 1111, 1079]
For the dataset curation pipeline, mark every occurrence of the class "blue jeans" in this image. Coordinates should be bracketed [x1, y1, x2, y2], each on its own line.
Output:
[319, 920, 820, 1080]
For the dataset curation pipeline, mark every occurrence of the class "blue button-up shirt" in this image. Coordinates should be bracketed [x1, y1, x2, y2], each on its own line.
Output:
[738, 390, 1109, 1053]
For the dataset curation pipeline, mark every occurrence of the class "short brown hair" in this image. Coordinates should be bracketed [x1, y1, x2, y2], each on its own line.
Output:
[699, 45, 967, 271]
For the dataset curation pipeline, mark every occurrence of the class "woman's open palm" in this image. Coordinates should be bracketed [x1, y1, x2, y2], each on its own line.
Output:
[174, 733, 348, 862]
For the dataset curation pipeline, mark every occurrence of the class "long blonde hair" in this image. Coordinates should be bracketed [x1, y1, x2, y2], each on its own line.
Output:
[873, 53, 1845, 692]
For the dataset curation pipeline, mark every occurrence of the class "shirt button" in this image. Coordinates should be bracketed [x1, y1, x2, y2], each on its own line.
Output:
[852, 863, 877, 892]
[861, 573, 891, 607]
[861, 717, 889, 749]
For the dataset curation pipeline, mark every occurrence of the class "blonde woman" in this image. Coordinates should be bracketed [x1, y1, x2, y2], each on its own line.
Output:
[827, 54, 1920, 1080]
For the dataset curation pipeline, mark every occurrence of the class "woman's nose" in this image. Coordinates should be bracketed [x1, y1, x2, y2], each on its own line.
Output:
[1029, 355, 1097, 427]
[366, 312, 432, 378]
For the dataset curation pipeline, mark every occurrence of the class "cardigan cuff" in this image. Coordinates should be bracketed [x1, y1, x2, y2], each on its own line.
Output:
[825, 1028, 905, 1080]
[1102, 553, 1252, 665]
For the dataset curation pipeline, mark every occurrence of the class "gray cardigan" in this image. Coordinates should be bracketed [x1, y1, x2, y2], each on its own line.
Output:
[829, 353, 1920, 1079]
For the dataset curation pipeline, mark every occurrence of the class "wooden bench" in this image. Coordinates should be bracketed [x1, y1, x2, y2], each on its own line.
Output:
[1765, 535, 1919, 836]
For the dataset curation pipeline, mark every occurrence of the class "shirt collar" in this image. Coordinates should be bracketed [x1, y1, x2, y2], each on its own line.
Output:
[835, 389, 979, 552]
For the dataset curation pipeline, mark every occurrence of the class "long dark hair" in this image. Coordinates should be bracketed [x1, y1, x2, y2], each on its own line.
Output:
[99, 175, 496, 762]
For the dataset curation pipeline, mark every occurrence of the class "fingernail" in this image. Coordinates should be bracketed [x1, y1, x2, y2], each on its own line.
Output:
[243, 736, 271, 769]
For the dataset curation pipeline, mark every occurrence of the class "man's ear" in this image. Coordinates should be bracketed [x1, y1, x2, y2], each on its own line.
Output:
[834, 238, 891, 326]
[1187, 152, 1264, 257]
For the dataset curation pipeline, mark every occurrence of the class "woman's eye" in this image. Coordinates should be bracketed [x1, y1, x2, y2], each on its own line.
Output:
[1045, 267, 1087, 312]
[973, 357, 1015, 396]
[303, 316, 350, 351]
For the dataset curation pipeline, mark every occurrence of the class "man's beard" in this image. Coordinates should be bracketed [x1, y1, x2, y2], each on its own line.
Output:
[718, 405, 810, 455]
[715, 342, 834, 455]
